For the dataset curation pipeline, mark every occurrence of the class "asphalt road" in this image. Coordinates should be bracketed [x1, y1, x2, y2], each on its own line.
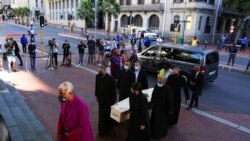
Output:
[1, 22, 250, 116]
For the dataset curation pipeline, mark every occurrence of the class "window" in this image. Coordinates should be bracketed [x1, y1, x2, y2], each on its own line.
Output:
[126, 0, 131, 5]
[134, 15, 143, 27]
[186, 16, 192, 30]
[149, 15, 160, 29]
[198, 16, 202, 30]
[138, 0, 144, 4]
[55, 1, 58, 9]
[206, 52, 219, 65]
[174, 0, 184, 3]
[62, 0, 65, 8]
[120, 15, 128, 27]
[36, 0, 38, 7]
[71, 0, 74, 8]
[120, 0, 124, 5]
[172, 49, 203, 64]
[160, 47, 172, 58]
[152, 0, 160, 4]
[204, 16, 211, 33]
[142, 47, 160, 57]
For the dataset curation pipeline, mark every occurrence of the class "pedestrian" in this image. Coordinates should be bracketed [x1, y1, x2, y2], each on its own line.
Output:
[204, 40, 208, 48]
[20, 34, 28, 53]
[5, 38, 17, 72]
[127, 82, 149, 141]
[158, 58, 173, 82]
[52, 38, 59, 68]
[87, 36, 95, 63]
[191, 36, 199, 47]
[120, 50, 127, 66]
[86, 29, 89, 41]
[56, 82, 94, 141]
[240, 37, 248, 52]
[28, 42, 36, 71]
[134, 60, 148, 90]
[117, 61, 135, 101]
[102, 52, 111, 74]
[110, 49, 122, 79]
[29, 27, 35, 42]
[120, 38, 126, 51]
[216, 35, 225, 51]
[227, 44, 238, 66]
[186, 66, 203, 110]
[150, 75, 173, 140]
[97, 39, 105, 63]
[131, 37, 136, 51]
[78, 40, 87, 66]
[95, 64, 117, 136]
[11, 38, 23, 66]
[116, 34, 121, 49]
[62, 40, 71, 65]
[156, 36, 163, 45]
[166, 67, 190, 125]
[138, 40, 142, 53]
[0, 44, 4, 71]
[140, 31, 145, 39]
[111, 38, 117, 52]
[144, 37, 151, 48]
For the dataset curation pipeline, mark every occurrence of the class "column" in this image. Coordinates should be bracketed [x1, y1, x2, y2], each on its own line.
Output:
[65, 0, 68, 20]
[73, 0, 76, 19]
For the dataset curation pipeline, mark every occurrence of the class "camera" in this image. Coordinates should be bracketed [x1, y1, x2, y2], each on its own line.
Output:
[48, 40, 54, 47]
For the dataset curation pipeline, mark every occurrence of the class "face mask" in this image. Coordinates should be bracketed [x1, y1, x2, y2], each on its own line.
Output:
[157, 83, 164, 87]
[124, 65, 129, 70]
[135, 66, 140, 71]
[58, 95, 67, 103]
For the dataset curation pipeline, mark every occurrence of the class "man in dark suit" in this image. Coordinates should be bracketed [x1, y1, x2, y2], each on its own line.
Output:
[134, 60, 148, 90]
[186, 66, 203, 110]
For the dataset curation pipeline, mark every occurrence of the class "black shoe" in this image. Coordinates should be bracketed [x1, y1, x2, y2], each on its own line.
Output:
[18, 64, 23, 66]
[186, 107, 192, 110]
[194, 105, 198, 108]
[13, 69, 17, 72]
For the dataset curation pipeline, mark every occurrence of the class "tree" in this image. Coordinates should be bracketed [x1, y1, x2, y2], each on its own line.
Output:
[22, 7, 31, 26]
[13, 8, 21, 24]
[99, 0, 120, 33]
[77, 0, 95, 29]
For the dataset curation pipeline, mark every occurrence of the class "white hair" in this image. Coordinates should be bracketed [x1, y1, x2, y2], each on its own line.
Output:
[59, 82, 74, 94]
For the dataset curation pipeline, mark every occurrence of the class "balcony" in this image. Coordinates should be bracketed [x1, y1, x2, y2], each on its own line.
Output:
[120, 4, 164, 12]
[170, 1, 216, 11]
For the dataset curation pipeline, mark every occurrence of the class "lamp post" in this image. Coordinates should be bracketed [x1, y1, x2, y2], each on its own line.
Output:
[161, 0, 167, 38]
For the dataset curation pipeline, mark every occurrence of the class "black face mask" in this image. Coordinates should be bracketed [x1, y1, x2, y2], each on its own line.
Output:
[58, 95, 67, 103]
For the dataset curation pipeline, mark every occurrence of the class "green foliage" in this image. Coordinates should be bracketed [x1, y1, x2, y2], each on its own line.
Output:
[99, 0, 120, 18]
[77, 0, 94, 23]
[224, 0, 250, 15]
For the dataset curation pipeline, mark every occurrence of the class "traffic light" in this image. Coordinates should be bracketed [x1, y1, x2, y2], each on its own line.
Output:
[174, 19, 179, 28]
[131, 17, 135, 24]
[40, 16, 45, 27]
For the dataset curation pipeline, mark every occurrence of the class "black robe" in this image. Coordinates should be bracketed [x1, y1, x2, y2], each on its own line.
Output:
[150, 84, 173, 139]
[127, 92, 150, 141]
[136, 69, 149, 90]
[166, 74, 190, 125]
[117, 69, 135, 101]
[95, 73, 117, 135]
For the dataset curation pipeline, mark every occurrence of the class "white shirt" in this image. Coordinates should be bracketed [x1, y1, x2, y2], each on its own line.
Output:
[135, 70, 140, 82]
[30, 29, 34, 35]
[52, 42, 59, 53]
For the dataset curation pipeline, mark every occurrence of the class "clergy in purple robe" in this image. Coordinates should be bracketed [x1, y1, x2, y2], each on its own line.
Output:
[56, 82, 94, 141]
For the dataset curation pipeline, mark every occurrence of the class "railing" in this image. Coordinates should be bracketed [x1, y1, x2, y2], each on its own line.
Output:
[120, 4, 164, 12]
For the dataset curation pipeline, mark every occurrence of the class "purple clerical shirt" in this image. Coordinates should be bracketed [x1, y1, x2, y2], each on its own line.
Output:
[57, 95, 94, 141]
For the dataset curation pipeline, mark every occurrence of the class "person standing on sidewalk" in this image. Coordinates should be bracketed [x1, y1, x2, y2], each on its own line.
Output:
[77, 40, 87, 66]
[95, 64, 117, 136]
[28, 42, 36, 71]
[56, 82, 94, 141]
[166, 67, 190, 125]
[227, 44, 238, 66]
[150, 75, 173, 140]
[52, 38, 59, 68]
[5, 38, 17, 72]
[240, 37, 248, 52]
[87, 36, 96, 63]
[20, 34, 28, 53]
[62, 39, 71, 65]
[186, 66, 203, 110]
[11, 38, 23, 66]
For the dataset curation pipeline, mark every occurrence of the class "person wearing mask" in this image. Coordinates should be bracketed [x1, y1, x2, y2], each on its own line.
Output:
[134, 60, 148, 90]
[117, 61, 135, 101]
[131, 37, 136, 51]
[166, 67, 190, 125]
[20, 34, 28, 53]
[186, 66, 203, 110]
[95, 64, 117, 136]
[127, 82, 150, 141]
[5, 38, 16, 72]
[150, 75, 173, 140]
[29, 27, 35, 42]
[110, 38, 117, 52]
[227, 44, 238, 66]
[28, 42, 36, 71]
[78, 40, 87, 66]
[87, 36, 96, 63]
[102, 52, 111, 74]
[56, 82, 94, 141]
[120, 50, 127, 66]
[51, 38, 59, 68]
[62, 39, 71, 65]
[97, 39, 105, 63]
[110, 49, 122, 79]
[11, 38, 23, 66]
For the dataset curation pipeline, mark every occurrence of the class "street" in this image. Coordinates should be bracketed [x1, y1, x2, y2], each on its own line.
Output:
[0, 22, 250, 140]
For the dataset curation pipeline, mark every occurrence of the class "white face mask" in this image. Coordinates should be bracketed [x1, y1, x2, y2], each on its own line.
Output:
[135, 66, 140, 71]
[124, 65, 129, 70]
[157, 83, 164, 87]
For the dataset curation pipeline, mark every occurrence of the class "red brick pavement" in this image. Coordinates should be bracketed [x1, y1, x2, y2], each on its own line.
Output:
[1, 53, 250, 141]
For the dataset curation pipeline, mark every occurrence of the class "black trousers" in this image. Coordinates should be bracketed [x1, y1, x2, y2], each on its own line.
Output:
[52, 53, 58, 67]
[22, 44, 27, 53]
[62, 52, 69, 64]
[189, 91, 199, 107]
[15, 52, 23, 65]
[88, 51, 94, 63]
[227, 54, 236, 66]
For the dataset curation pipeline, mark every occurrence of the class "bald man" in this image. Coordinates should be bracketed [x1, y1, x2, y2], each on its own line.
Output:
[56, 82, 94, 141]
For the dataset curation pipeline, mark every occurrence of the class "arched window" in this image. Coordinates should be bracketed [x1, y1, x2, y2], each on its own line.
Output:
[186, 16, 192, 30]
[134, 15, 143, 27]
[120, 14, 128, 27]
[149, 15, 159, 29]
[198, 16, 203, 30]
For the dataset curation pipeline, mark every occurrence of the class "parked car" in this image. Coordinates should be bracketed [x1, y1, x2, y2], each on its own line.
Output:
[137, 43, 219, 83]
[131, 27, 158, 41]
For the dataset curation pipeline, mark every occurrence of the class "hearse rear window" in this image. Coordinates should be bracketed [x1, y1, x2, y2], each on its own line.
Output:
[172, 49, 203, 64]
